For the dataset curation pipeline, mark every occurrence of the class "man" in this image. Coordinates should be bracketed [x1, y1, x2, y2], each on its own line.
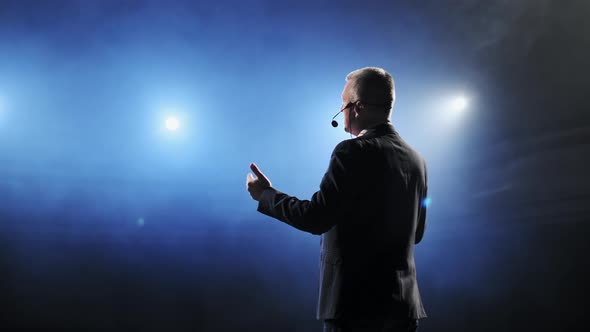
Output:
[246, 67, 428, 332]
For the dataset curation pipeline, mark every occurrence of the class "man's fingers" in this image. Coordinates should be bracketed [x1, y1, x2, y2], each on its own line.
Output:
[250, 163, 269, 182]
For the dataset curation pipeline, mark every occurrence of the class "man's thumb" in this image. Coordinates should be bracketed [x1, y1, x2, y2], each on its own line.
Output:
[250, 163, 268, 181]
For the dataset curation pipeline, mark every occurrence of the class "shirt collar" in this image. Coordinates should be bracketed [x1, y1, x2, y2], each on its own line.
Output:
[357, 121, 397, 138]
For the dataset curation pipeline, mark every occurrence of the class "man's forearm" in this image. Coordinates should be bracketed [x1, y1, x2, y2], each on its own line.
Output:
[257, 187, 335, 235]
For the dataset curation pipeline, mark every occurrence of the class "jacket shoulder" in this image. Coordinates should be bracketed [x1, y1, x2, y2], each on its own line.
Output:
[333, 138, 363, 154]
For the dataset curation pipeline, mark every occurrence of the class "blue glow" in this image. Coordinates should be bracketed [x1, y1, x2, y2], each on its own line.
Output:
[0, 1, 541, 330]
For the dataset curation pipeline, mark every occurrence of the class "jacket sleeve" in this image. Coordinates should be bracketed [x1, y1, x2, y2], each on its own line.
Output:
[256, 140, 359, 235]
[415, 159, 428, 244]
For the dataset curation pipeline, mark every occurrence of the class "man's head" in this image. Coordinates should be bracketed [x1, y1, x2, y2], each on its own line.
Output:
[341, 67, 395, 136]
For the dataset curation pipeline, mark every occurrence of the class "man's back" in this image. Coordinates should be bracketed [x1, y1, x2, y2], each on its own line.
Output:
[317, 122, 428, 321]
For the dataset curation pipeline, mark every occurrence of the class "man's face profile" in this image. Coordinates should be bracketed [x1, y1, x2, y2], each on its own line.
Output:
[341, 80, 356, 135]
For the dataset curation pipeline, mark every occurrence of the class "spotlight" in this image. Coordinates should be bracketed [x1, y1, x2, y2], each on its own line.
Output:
[451, 96, 468, 112]
[165, 117, 180, 131]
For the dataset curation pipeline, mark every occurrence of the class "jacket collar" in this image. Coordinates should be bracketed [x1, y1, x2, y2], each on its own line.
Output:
[357, 121, 398, 139]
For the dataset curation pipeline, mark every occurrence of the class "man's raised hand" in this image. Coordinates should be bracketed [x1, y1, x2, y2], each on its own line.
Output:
[246, 162, 272, 201]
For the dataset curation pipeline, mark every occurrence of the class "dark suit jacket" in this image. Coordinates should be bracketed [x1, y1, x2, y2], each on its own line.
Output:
[257, 122, 428, 321]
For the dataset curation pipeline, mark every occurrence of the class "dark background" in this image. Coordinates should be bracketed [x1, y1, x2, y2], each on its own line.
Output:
[0, 0, 589, 330]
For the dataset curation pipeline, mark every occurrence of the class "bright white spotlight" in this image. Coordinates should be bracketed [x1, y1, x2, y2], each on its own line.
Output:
[165, 116, 180, 131]
[451, 96, 468, 112]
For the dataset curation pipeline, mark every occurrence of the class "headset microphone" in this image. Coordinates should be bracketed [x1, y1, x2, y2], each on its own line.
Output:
[331, 103, 354, 138]
[332, 107, 352, 138]
[331, 111, 341, 127]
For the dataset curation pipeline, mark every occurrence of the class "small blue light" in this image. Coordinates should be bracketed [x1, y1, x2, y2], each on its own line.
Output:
[422, 197, 432, 208]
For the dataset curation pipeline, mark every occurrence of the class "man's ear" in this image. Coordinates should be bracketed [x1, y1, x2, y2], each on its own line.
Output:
[354, 101, 364, 118]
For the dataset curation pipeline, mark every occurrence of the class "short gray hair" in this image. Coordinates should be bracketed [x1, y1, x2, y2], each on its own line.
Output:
[346, 67, 395, 113]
